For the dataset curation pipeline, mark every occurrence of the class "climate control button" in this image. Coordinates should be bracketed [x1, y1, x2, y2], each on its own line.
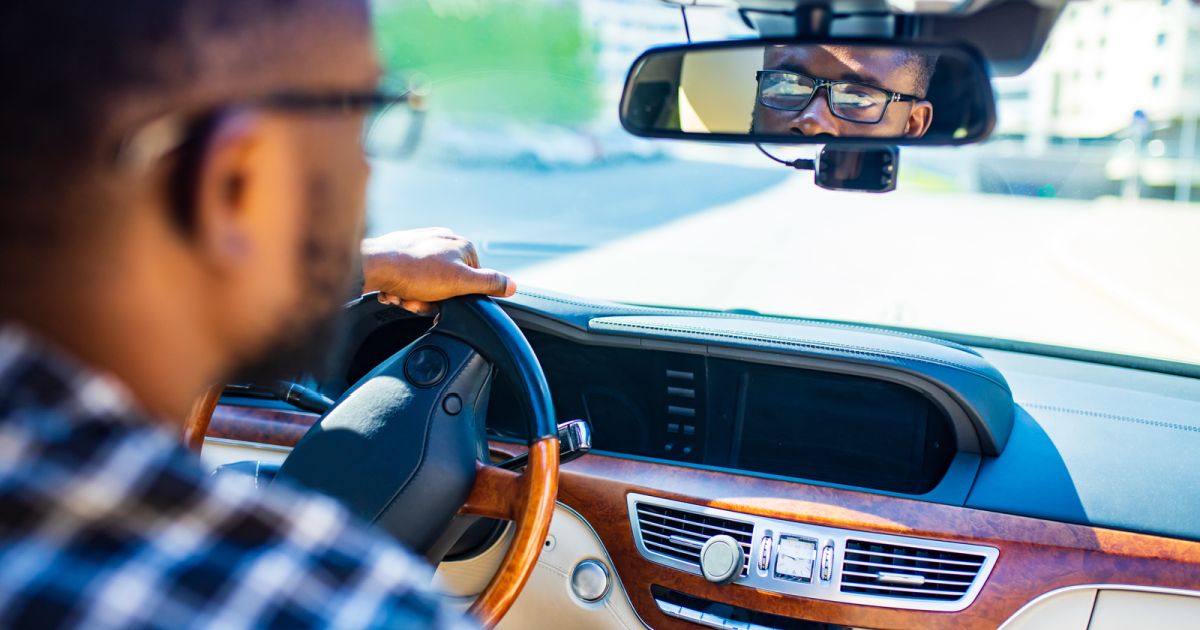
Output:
[820, 544, 834, 581]
[758, 536, 773, 572]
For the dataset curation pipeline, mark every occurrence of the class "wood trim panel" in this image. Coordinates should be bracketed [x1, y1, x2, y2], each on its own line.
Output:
[206, 404, 318, 447]
[552, 456, 1200, 630]
[209, 404, 1200, 630]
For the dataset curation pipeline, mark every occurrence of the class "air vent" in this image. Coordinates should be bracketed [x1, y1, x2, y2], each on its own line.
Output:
[840, 539, 986, 601]
[634, 502, 753, 576]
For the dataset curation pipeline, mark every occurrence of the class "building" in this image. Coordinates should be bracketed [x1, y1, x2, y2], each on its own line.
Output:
[995, 0, 1200, 144]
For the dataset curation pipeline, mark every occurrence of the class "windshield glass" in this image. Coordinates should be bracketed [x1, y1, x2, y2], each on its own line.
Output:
[368, 0, 1200, 367]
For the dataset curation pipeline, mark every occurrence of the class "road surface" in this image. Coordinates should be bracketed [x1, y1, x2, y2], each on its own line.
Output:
[368, 160, 1200, 366]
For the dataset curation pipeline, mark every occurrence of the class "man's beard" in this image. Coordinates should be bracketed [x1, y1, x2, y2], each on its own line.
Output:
[226, 305, 345, 385]
[228, 175, 359, 385]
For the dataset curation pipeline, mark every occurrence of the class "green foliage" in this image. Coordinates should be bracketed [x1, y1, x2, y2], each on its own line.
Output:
[373, 0, 601, 126]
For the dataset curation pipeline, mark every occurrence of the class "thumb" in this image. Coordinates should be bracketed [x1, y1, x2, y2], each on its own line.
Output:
[458, 266, 516, 297]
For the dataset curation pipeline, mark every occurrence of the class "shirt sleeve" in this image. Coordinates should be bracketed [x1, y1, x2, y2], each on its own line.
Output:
[202, 474, 482, 630]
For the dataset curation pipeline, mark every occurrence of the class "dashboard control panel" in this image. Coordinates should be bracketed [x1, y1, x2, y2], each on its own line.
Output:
[652, 585, 875, 630]
[628, 494, 999, 613]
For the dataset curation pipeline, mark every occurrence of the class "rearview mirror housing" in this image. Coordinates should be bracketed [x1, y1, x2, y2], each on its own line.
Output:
[620, 38, 995, 146]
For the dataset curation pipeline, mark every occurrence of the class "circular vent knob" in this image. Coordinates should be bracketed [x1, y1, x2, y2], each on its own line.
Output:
[699, 535, 744, 585]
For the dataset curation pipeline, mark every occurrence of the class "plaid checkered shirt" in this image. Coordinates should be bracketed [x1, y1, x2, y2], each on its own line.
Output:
[0, 324, 478, 630]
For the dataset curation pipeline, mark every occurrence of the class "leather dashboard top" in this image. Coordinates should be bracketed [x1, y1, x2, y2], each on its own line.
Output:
[506, 288, 1014, 455]
[502, 287, 1200, 542]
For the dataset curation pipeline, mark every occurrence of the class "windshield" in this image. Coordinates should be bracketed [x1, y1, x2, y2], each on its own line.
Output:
[367, 0, 1200, 367]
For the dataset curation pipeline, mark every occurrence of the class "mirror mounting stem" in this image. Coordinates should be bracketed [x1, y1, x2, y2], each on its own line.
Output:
[795, 3, 832, 38]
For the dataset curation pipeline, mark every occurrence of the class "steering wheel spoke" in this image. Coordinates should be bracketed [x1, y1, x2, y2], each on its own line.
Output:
[460, 462, 523, 520]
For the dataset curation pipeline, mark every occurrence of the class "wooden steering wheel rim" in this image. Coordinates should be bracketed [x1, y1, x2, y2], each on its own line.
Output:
[460, 439, 559, 628]
[183, 384, 224, 453]
[183, 388, 559, 629]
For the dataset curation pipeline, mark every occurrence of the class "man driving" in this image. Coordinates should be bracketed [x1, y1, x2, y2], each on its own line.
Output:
[751, 44, 936, 138]
[0, 0, 505, 627]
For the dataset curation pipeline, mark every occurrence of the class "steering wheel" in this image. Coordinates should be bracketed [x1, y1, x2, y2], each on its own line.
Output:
[184, 295, 559, 628]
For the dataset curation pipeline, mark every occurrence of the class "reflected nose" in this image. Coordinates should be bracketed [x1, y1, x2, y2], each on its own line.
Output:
[789, 88, 840, 137]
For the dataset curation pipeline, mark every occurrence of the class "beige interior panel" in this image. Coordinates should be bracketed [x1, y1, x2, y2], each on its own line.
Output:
[995, 588, 1096, 630]
[434, 523, 515, 598]
[200, 439, 290, 473]
[679, 47, 761, 133]
[1088, 590, 1200, 630]
[436, 504, 648, 630]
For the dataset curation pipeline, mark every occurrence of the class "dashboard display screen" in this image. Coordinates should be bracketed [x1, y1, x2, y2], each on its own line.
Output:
[736, 368, 936, 493]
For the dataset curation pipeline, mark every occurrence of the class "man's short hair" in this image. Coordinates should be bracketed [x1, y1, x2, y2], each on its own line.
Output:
[0, 0, 350, 265]
[899, 51, 940, 98]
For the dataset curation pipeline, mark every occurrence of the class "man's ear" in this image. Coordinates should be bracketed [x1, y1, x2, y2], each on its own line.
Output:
[189, 109, 271, 275]
[904, 101, 933, 138]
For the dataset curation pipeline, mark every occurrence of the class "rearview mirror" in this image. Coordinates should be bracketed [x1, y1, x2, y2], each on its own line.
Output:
[620, 39, 995, 146]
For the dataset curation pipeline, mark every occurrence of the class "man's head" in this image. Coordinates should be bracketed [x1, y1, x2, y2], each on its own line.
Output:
[0, 0, 378, 418]
[752, 44, 936, 138]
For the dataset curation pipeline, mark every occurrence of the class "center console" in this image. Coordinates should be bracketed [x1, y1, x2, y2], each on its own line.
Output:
[629, 494, 998, 614]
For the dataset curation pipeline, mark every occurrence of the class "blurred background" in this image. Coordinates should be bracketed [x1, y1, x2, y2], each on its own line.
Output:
[366, 0, 1200, 366]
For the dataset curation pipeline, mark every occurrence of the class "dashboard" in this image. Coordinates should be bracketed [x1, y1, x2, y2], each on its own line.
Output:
[212, 288, 1200, 630]
[485, 329, 957, 496]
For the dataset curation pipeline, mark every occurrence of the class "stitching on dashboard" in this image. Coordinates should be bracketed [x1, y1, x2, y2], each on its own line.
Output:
[537, 560, 569, 578]
[604, 599, 637, 630]
[1022, 403, 1200, 433]
[593, 319, 1011, 391]
[516, 290, 981, 355]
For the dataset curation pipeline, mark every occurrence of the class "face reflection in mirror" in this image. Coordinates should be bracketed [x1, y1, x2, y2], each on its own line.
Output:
[752, 45, 935, 139]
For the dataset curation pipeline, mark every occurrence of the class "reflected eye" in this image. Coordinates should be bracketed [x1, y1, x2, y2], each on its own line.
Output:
[766, 82, 812, 97]
[828, 84, 891, 123]
[839, 94, 877, 109]
[833, 86, 886, 108]
[760, 73, 817, 110]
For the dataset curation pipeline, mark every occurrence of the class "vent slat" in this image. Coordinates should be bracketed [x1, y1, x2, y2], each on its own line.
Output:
[845, 540, 982, 563]
[841, 539, 983, 602]
[645, 541, 700, 561]
[842, 559, 979, 577]
[635, 502, 753, 577]
[633, 506, 753, 535]
[639, 520, 740, 543]
[841, 583, 969, 597]
[844, 549, 983, 567]
[840, 570, 973, 587]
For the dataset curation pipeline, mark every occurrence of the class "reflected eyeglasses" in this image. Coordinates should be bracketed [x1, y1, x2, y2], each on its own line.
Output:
[756, 70, 918, 125]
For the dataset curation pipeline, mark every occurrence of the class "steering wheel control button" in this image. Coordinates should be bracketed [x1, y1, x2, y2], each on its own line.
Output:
[403, 346, 448, 388]
[700, 535, 744, 585]
[570, 559, 610, 602]
[820, 544, 834, 581]
[442, 394, 463, 415]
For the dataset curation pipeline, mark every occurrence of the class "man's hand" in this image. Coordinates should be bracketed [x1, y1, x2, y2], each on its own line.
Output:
[361, 228, 516, 316]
